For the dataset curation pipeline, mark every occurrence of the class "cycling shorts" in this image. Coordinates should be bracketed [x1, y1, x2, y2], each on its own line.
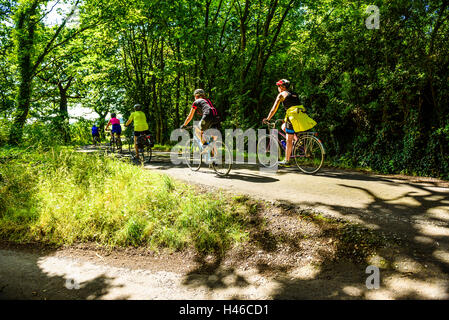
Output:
[134, 130, 149, 137]
[199, 115, 220, 131]
[285, 119, 295, 134]
[111, 124, 122, 134]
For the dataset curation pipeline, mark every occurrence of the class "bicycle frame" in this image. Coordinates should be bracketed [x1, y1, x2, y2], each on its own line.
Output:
[191, 126, 217, 162]
[264, 120, 325, 159]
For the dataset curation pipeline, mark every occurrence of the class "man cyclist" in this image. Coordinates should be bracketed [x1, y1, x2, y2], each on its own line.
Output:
[125, 104, 149, 161]
[263, 79, 303, 166]
[105, 113, 122, 150]
[180, 89, 220, 147]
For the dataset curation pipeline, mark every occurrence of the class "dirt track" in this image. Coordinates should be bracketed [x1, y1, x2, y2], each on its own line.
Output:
[1, 148, 449, 300]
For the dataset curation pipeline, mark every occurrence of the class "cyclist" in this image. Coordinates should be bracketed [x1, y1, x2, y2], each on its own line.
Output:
[105, 113, 122, 149]
[125, 104, 149, 161]
[180, 89, 220, 147]
[263, 79, 303, 166]
[91, 124, 100, 145]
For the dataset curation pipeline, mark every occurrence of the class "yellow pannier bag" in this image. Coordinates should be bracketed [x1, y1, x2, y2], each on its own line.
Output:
[284, 105, 317, 132]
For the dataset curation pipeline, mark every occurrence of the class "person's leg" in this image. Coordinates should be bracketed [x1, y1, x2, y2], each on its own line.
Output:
[284, 120, 295, 162]
[286, 133, 294, 162]
[207, 123, 219, 159]
[194, 126, 204, 144]
[134, 134, 139, 159]
[117, 133, 122, 148]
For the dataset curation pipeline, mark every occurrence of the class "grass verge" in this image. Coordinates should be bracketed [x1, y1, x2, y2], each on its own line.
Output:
[0, 146, 250, 253]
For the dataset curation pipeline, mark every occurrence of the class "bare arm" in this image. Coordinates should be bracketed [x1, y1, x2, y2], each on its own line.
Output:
[125, 114, 133, 127]
[182, 108, 196, 127]
[265, 92, 287, 121]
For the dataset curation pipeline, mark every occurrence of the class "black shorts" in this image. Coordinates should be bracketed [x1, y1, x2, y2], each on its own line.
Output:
[92, 133, 100, 137]
[199, 115, 220, 131]
[285, 119, 295, 134]
[134, 130, 149, 137]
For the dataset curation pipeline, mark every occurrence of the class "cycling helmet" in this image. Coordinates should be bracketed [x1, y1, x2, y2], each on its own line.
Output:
[276, 79, 290, 88]
[111, 113, 116, 118]
[193, 89, 206, 97]
[133, 104, 142, 111]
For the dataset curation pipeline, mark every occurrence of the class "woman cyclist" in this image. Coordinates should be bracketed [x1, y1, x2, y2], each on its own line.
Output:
[105, 113, 122, 149]
[263, 79, 303, 166]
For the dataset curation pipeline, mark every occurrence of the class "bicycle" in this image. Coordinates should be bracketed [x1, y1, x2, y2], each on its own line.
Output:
[182, 125, 232, 176]
[127, 132, 153, 165]
[258, 119, 325, 174]
[107, 131, 122, 153]
[92, 135, 101, 146]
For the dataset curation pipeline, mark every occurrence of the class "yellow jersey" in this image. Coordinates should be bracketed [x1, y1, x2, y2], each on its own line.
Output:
[129, 111, 149, 132]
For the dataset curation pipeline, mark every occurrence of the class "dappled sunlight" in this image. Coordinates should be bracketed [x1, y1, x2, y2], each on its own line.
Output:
[381, 276, 449, 299]
[37, 256, 124, 300]
[342, 286, 364, 297]
[427, 207, 449, 222]
[433, 250, 449, 264]
[0, 247, 122, 300]
[414, 236, 436, 245]
[416, 224, 449, 238]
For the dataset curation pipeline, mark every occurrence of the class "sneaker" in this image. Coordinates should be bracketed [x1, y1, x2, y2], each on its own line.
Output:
[278, 160, 292, 167]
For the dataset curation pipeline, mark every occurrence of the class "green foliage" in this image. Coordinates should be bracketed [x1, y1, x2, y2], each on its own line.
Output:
[1, 0, 448, 178]
[70, 118, 95, 145]
[284, 0, 449, 179]
[22, 121, 65, 147]
[0, 119, 10, 146]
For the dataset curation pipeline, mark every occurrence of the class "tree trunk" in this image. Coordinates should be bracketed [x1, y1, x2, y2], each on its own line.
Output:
[9, 1, 39, 145]
[175, 40, 181, 128]
[57, 80, 72, 144]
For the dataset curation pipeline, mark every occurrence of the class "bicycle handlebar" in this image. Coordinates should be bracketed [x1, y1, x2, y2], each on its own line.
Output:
[263, 119, 284, 129]
[182, 125, 201, 131]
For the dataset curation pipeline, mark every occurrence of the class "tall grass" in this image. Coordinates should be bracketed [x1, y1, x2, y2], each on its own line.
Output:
[0, 147, 250, 253]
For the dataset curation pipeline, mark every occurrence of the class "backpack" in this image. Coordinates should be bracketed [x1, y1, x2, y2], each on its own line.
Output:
[204, 99, 221, 122]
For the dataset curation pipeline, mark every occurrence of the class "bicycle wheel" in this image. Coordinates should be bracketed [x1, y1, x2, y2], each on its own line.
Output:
[138, 146, 148, 165]
[211, 140, 232, 176]
[183, 138, 202, 171]
[109, 137, 115, 153]
[257, 134, 281, 169]
[127, 136, 134, 157]
[116, 137, 122, 153]
[141, 145, 152, 164]
[293, 135, 324, 174]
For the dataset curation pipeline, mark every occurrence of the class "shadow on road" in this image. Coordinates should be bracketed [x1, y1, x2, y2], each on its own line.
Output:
[179, 180, 449, 299]
[0, 244, 125, 300]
